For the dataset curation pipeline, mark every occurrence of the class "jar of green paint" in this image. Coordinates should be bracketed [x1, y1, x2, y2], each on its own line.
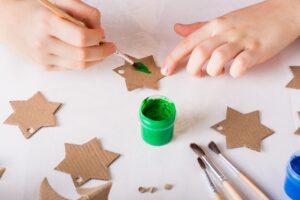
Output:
[139, 96, 176, 146]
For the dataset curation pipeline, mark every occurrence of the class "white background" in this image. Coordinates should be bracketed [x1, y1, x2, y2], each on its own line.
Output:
[0, 0, 300, 199]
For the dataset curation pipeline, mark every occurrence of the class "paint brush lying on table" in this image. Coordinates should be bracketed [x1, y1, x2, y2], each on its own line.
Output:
[38, 0, 151, 74]
[208, 141, 270, 200]
[190, 143, 243, 200]
[197, 157, 223, 200]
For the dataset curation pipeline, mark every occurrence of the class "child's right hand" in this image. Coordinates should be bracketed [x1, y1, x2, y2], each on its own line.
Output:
[0, 0, 116, 70]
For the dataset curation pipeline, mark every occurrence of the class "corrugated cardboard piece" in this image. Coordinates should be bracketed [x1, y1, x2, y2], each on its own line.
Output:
[39, 178, 112, 200]
[4, 91, 62, 139]
[0, 167, 6, 178]
[39, 178, 68, 200]
[77, 182, 112, 200]
[113, 55, 164, 91]
[286, 66, 300, 89]
[55, 138, 120, 187]
[211, 107, 274, 152]
[296, 112, 300, 135]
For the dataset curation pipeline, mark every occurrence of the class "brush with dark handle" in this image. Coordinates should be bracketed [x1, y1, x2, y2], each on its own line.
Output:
[190, 143, 243, 200]
[208, 141, 270, 200]
[197, 157, 223, 200]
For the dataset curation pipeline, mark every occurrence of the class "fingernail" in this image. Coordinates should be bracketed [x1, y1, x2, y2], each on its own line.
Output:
[161, 66, 169, 76]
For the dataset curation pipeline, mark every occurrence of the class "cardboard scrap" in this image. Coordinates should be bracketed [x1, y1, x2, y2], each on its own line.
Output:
[211, 107, 274, 152]
[286, 66, 300, 89]
[4, 91, 62, 139]
[39, 178, 68, 200]
[113, 55, 164, 91]
[0, 167, 6, 178]
[77, 182, 112, 200]
[296, 112, 300, 135]
[55, 138, 120, 187]
[164, 184, 173, 190]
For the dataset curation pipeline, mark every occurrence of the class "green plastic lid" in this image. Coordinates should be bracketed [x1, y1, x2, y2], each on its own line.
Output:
[139, 96, 176, 146]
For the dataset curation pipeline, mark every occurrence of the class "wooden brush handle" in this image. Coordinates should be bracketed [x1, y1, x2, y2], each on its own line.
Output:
[239, 172, 270, 200]
[214, 191, 223, 200]
[222, 180, 243, 200]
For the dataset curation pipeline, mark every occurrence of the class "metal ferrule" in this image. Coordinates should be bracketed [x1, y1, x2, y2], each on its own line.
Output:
[219, 154, 239, 174]
[202, 156, 226, 182]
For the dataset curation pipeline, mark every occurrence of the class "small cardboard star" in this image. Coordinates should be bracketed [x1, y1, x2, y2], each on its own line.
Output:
[211, 107, 274, 152]
[0, 167, 6, 179]
[39, 178, 68, 200]
[286, 66, 300, 89]
[4, 91, 62, 139]
[77, 182, 112, 200]
[295, 112, 300, 135]
[55, 138, 120, 187]
[113, 55, 164, 91]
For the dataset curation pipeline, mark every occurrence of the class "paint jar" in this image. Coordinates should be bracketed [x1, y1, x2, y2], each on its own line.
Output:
[139, 95, 176, 146]
[284, 152, 300, 200]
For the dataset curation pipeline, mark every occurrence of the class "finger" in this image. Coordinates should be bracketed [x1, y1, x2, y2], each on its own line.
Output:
[186, 35, 226, 76]
[55, 0, 101, 28]
[174, 22, 206, 37]
[162, 23, 213, 75]
[48, 54, 103, 70]
[206, 43, 244, 77]
[47, 37, 115, 61]
[230, 50, 258, 78]
[49, 16, 104, 47]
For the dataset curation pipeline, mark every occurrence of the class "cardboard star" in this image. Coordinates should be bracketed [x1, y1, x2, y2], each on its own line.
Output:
[295, 112, 300, 135]
[286, 66, 300, 89]
[39, 178, 68, 200]
[0, 167, 5, 179]
[113, 55, 164, 91]
[211, 107, 274, 152]
[77, 182, 112, 200]
[55, 138, 120, 187]
[4, 91, 62, 139]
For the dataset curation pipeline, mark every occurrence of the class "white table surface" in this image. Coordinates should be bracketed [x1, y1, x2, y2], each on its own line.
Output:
[0, 0, 300, 199]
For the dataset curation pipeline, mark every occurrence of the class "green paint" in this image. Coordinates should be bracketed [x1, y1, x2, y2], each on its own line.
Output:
[142, 98, 174, 121]
[134, 62, 151, 74]
[139, 96, 176, 146]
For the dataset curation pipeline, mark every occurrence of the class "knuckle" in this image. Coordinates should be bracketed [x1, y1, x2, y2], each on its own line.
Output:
[194, 46, 208, 58]
[211, 17, 226, 29]
[213, 49, 226, 60]
[32, 37, 47, 50]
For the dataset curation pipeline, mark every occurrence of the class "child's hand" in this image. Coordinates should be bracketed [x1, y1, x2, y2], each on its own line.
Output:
[162, 0, 300, 78]
[0, 0, 115, 70]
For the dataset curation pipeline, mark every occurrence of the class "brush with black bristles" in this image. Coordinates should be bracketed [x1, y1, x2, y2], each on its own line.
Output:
[197, 157, 223, 200]
[190, 143, 243, 200]
[208, 141, 270, 200]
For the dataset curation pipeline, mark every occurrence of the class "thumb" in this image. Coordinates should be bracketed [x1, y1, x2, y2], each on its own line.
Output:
[55, 0, 102, 29]
[174, 22, 206, 37]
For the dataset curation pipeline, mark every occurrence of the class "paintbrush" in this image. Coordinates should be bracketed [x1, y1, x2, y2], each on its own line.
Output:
[38, 0, 150, 73]
[208, 141, 270, 200]
[197, 157, 223, 200]
[190, 143, 243, 200]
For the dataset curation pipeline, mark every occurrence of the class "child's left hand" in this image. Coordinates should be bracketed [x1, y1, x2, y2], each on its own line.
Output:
[162, 0, 300, 78]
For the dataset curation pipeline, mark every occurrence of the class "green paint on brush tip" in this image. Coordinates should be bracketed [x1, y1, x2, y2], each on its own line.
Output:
[142, 98, 175, 121]
[134, 62, 151, 74]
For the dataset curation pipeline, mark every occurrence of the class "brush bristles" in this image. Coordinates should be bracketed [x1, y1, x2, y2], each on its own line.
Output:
[190, 143, 205, 156]
[197, 157, 206, 169]
[208, 141, 221, 154]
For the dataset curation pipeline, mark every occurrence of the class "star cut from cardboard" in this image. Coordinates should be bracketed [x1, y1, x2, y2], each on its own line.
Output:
[295, 112, 300, 135]
[286, 66, 300, 89]
[211, 107, 274, 152]
[39, 178, 112, 200]
[55, 137, 120, 187]
[113, 55, 164, 91]
[4, 91, 62, 139]
[0, 167, 6, 179]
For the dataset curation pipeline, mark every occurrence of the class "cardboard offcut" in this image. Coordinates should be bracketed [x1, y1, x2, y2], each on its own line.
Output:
[296, 112, 300, 135]
[113, 55, 164, 91]
[39, 178, 68, 200]
[4, 91, 62, 139]
[55, 137, 120, 187]
[286, 66, 300, 89]
[0, 167, 6, 179]
[77, 182, 112, 200]
[211, 107, 274, 152]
